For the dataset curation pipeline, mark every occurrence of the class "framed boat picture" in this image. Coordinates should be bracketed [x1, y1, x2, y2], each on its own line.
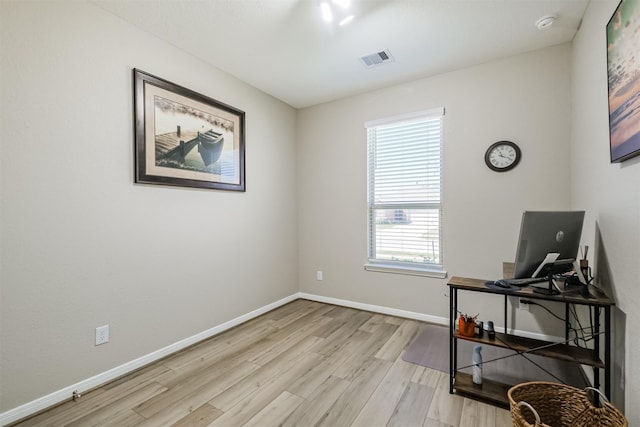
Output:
[607, 0, 640, 163]
[134, 69, 245, 191]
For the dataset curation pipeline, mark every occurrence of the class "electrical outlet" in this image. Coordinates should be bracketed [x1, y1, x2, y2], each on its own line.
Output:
[316, 271, 323, 281]
[95, 325, 109, 346]
[518, 298, 530, 311]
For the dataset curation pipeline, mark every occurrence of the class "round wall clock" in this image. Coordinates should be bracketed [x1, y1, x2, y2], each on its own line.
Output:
[484, 140, 521, 172]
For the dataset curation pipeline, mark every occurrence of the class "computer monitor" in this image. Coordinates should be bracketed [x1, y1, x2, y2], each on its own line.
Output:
[512, 211, 585, 279]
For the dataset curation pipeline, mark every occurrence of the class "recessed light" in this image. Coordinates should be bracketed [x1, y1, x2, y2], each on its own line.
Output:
[321, 1, 333, 22]
[320, 0, 354, 26]
[333, 0, 350, 9]
[535, 15, 556, 30]
[339, 15, 354, 26]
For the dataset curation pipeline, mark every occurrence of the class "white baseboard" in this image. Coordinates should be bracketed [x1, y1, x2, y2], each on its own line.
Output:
[1, 291, 563, 425]
[0, 293, 298, 426]
[298, 292, 449, 325]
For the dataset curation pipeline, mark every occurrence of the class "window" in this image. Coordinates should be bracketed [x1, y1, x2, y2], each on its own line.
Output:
[365, 108, 445, 277]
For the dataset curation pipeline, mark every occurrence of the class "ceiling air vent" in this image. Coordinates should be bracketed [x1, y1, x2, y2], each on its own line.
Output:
[360, 49, 395, 69]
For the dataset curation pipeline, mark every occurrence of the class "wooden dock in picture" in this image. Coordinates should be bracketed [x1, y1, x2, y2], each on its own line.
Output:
[155, 127, 199, 161]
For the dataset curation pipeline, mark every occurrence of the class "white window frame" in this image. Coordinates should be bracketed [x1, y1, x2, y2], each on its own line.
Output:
[364, 108, 446, 278]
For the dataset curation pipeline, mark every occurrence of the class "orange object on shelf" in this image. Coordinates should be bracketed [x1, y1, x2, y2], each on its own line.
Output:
[458, 316, 476, 337]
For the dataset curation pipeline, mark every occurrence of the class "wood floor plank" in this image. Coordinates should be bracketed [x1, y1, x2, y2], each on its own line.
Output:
[102, 362, 173, 391]
[247, 315, 333, 366]
[426, 370, 465, 426]
[285, 350, 345, 398]
[350, 356, 417, 427]
[259, 299, 314, 321]
[270, 300, 328, 329]
[207, 352, 325, 427]
[18, 364, 170, 427]
[134, 352, 259, 417]
[65, 382, 167, 427]
[15, 389, 109, 427]
[385, 316, 406, 325]
[387, 381, 435, 427]
[207, 335, 323, 412]
[162, 310, 322, 383]
[322, 306, 363, 322]
[242, 391, 304, 427]
[423, 418, 455, 427]
[316, 357, 392, 427]
[333, 322, 399, 380]
[132, 362, 259, 425]
[411, 365, 442, 388]
[494, 404, 513, 426]
[375, 319, 420, 361]
[359, 313, 388, 333]
[161, 321, 276, 372]
[170, 403, 223, 427]
[165, 309, 326, 381]
[101, 410, 146, 427]
[458, 397, 512, 427]
[285, 319, 383, 398]
[280, 375, 350, 427]
[310, 311, 373, 357]
[458, 399, 487, 427]
[160, 338, 266, 388]
[310, 317, 347, 339]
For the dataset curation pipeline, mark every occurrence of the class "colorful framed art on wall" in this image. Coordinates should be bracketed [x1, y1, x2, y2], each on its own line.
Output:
[607, 0, 640, 163]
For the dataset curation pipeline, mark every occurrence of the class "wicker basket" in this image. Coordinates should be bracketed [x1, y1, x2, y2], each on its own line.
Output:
[508, 381, 627, 427]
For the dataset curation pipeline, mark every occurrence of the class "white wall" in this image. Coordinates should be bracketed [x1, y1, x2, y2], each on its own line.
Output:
[297, 45, 573, 328]
[572, 1, 640, 423]
[0, 1, 297, 413]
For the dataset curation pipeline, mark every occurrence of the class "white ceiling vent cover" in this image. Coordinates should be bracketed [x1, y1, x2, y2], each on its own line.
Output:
[360, 49, 395, 68]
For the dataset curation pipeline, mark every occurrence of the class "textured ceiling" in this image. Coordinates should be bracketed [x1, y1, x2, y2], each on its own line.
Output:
[95, 0, 589, 108]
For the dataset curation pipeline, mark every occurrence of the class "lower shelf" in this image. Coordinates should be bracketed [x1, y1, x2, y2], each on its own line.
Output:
[452, 372, 511, 408]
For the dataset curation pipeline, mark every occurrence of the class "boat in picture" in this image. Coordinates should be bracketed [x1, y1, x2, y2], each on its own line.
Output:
[198, 130, 224, 166]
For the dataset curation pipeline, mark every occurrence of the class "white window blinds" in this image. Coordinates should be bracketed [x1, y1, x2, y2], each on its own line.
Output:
[366, 108, 443, 270]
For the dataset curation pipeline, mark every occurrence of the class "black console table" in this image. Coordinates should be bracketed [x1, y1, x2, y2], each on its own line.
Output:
[448, 276, 614, 408]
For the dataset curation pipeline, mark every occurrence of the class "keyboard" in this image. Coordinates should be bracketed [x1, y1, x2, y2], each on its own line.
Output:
[501, 277, 549, 287]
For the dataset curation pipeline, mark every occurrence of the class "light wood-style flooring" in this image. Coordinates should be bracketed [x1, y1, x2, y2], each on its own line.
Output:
[12, 299, 512, 427]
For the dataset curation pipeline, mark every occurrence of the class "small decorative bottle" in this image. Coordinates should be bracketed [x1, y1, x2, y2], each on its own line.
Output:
[472, 345, 483, 385]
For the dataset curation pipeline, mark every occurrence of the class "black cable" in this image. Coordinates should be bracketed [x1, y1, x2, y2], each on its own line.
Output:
[525, 300, 565, 322]
[570, 304, 590, 348]
[524, 300, 594, 348]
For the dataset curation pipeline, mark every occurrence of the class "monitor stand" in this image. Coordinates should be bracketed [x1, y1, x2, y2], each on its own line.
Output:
[532, 273, 560, 295]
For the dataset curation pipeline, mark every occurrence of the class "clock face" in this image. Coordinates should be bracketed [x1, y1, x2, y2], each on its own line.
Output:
[485, 141, 521, 172]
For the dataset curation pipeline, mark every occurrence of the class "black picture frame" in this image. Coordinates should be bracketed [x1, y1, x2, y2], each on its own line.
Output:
[607, 0, 640, 163]
[134, 69, 245, 191]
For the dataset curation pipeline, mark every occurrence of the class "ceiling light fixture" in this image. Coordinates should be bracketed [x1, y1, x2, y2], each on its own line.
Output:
[320, 0, 354, 26]
[321, 1, 333, 22]
[535, 15, 556, 30]
[332, 0, 351, 9]
[339, 15, 354, 26]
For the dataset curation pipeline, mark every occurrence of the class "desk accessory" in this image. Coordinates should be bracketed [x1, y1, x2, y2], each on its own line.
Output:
[472, 345, 483, 385]
[487, 321, 495, 339]
[458, 313, 477, 337]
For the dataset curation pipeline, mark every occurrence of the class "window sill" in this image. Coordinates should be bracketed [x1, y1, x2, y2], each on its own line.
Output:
[364, 263, 447, 279]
